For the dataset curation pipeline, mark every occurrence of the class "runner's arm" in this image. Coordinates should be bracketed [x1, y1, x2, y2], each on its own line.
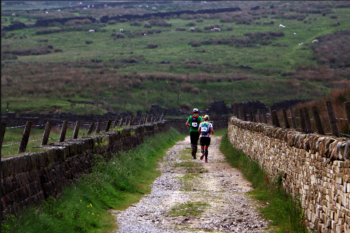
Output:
[211, 126, 214, 135]
[186, 116, 191, 127]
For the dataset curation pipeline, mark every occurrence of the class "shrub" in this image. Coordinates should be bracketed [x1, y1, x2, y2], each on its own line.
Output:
[85, 40, 93, 44]
[144, 23, 151, 28]
[130, 21, 142, 26]
[65, 19, 92, 26]
[196, 19, 203, 22]
[176, 27, 186, 31]
[36, 28, 62, 35]
[227, 26, 233, 31]
[191, 40, 201, 47]
[54, 49, 62, 52]
[330, 15, 338, 19]
[147, 44, 157, 49]
[47, 44, 54, 49]
[186, 22, 196, 26]
[180, 102, 191, 112]
[108, 20, 117, 25]
[114, 33, 125, 39]
[119, 18, 128, 22]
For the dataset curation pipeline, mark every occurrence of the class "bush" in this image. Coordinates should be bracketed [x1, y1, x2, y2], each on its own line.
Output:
[114, 33, 125, 39]
[144, 23, 151, 28]
[119, 18, 128, 22]
[130, 21, 142, 26]
[147, 44, 157, 49]
[176, 28, 186, 31]
[47, 44, 54, 49]
[38, 38, 48, 42]
[85, 40, 93, 44]
[180, 102, 191, 112]
[227, 26, 233, 31]
[36, 28, 62, 35]
[54, 49, 62, 52]
[191, 40, 201, 47]
[330, 15, 338, 19]
[196, 19, 203, 22]
[186, 22, 196, 26]
[65, 19, 92, 26]
[108, 20, 117, 25]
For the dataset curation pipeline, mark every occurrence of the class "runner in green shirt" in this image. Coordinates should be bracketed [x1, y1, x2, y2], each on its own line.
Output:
[185, 108, 203, 159]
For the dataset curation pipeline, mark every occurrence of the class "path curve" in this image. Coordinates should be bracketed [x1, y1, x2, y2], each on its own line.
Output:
[113, 136, 269, 232]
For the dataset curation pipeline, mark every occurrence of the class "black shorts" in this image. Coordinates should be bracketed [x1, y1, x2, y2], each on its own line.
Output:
[190, 132, 200, 145]
[200, 137, 211, 146]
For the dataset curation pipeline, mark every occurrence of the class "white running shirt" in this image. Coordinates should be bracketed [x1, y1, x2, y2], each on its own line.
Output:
[199, 122, 213, 138]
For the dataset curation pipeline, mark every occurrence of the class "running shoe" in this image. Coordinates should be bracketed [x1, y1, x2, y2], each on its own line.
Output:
[200, 154, 204, 160]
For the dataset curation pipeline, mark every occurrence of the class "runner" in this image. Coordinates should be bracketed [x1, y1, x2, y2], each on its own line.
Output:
[198, 115, 214, 163]
[185, 108, 203, 159]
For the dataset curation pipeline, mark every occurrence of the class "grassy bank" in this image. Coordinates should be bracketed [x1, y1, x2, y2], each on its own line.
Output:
[2, 127, 184, 233]
[220, 132, 307, 233]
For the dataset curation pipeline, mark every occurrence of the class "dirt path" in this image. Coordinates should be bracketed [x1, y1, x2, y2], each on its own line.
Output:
[113, 136, 269, 232]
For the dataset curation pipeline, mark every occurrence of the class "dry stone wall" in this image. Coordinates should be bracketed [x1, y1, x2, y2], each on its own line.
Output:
[1, 122, 166, 218]
[228, 116, 350, 233]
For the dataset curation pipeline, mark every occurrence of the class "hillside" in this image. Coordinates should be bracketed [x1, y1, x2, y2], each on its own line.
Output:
[1, 1, 350, 114]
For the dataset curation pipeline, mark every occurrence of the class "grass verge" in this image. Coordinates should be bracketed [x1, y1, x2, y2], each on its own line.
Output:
[2, 127, 185, 233]
[219, 132, 307, 233]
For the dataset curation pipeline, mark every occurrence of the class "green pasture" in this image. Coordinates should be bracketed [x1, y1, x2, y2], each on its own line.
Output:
[2, 8, 350, 71]
[1, 77, 332, 115]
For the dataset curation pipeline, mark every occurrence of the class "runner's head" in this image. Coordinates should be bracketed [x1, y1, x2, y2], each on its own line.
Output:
[193, 108, 199, 114]
[203, 115, 209, 121]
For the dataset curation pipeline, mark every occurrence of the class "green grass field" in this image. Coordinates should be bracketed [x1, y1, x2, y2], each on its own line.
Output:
[1, 2, 350, 115]
[3, 8, 350, 70]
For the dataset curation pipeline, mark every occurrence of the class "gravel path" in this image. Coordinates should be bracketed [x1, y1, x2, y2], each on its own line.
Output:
[114, 136, 269, 233]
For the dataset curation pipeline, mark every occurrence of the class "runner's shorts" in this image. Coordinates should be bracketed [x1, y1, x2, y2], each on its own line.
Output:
[200, 137, 211, 146]
[190, 132, 200, 145]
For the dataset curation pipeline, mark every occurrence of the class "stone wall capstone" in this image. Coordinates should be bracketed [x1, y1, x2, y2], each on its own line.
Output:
[228, 116, 350, 232]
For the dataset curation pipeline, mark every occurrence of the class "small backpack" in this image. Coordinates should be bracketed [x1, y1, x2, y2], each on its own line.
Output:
[200, 122, 211, 136]
[191, 115, 199, 128]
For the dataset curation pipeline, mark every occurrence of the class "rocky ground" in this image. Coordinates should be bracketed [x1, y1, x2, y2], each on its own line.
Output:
[113, 136, 269, 233]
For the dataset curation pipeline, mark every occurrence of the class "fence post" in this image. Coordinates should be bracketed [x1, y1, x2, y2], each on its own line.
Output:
[258, 109, 262, 123]
[272, 110, 280, 127]
[303, 107, 313, 133]
[252, 109, 257, 122]
[1, 123, 7, 148]
[312, 106, 324, 135]
[270, 106, 275, 126]
[298, 109, 307, 133]
[96, 121, 102, 134]
[113, 117, 119, 128]
[105, 120, 112, 132]
[282, 109, 290, 128]
[326, 101, 340, 137]
[73, 120, 81, 139]
[262, 109, 267, 124]
[234, 103, 238, 117]
[119, 116, 125, 126]
[242, 106, 247, 121]
[59, 121, 68, 142]
[18, 121, 33, 153]
[249, 108, 254, 122]
[41, 121, 53, 145]
[345, 102, 350, 130]
[290, 106, 297, 129]
[87, 122, 95, 135]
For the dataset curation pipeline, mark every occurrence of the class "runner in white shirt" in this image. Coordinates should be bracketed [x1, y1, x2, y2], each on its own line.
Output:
[198, 115, 214, 163]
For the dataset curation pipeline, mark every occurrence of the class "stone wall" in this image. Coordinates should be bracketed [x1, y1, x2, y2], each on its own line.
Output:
[1, 116, 229, 218]
[228, 116, 350, 232]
